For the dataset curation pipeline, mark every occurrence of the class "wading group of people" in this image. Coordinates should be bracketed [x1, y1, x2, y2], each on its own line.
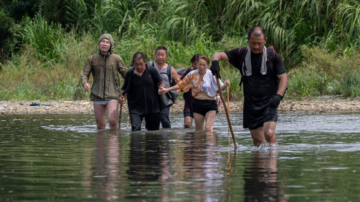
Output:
[80, 26, 288, 146]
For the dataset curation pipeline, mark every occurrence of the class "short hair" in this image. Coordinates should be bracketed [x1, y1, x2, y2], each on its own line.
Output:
[132, 52, 146, 66]
[248, 26, 267, 39]
[190, 53, 202, 63]
[155, 46, 167, 54]
[198, 55, 210, 65]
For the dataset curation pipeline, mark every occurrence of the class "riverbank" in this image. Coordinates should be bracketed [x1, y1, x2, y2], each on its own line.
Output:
[0, 96, 360, 114]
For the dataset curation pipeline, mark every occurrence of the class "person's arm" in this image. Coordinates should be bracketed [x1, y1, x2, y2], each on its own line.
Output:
[159, 84, 181, 95]
[159, 81, 166, 89]
[171, 67, 180, 84]
[211, 52, 230, 61]
[80, 56, 93, 92]
[117, 56, 128, 79]
[277, 73, 288, 96]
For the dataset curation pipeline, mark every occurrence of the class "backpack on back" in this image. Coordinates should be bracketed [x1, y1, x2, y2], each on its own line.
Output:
[237, 46, 287, 95]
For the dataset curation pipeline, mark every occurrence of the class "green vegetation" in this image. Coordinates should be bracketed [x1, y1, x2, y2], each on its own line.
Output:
[1, 0, 360, 101]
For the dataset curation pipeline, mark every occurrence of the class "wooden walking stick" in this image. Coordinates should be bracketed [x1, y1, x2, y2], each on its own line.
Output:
[215, 75, 237, 149]
[118, 103, 123, 131]
[227, 86, 230, 133]
[126, 114, 130, 130]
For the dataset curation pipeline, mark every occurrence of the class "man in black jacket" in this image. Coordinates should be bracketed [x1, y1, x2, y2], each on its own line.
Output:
[120, 52, 165, 131]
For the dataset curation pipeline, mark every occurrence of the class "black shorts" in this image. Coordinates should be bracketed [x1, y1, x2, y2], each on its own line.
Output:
[192, 99, 218, 116]
[247, 107, 278, 130]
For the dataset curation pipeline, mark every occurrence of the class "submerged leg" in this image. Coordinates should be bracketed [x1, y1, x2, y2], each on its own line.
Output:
[184, 117, 193, 128]
[145, 112, 161, 131]
[130, 113, 143, 132]
[263, 121, 278, 145]
[250, 126, 265, 146]
[193, 113, 205, 131]
[204, 111, 217, 132]
[94, 103, 107, 129]
[160, 107, 171, 128]
[106, 101, 119, 130]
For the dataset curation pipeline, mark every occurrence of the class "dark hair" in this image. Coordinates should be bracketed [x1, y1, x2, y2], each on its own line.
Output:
[248, 26, 267, 40]
[198, 55, 210, 65]
[190, 53, 202, 63]
[132, 52, 146, 66]
[155, 46, 167, 54]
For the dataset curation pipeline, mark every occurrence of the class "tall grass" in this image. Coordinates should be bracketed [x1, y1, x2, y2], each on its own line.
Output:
[3, 0, 360, 101]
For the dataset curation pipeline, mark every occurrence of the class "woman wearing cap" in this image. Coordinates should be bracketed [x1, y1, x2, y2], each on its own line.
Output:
[80, 34, 128, 130]
[159, 55, 230, 131]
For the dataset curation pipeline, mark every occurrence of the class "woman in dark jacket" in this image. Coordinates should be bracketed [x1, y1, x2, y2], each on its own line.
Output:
[80, 34, 128, 130]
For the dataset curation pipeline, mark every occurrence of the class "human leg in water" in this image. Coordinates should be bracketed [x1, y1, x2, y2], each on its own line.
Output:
[204, 111, 216, 132]
[106, 101, 119, 130]
[94, 103, 107, 129]
[184, 116, 193, 128]
[193, 113, 205, 131]
[250, 122, 278, 146]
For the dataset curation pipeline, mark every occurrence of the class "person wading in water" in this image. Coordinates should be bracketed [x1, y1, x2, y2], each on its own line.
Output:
[180, 54, 201, 128]
[210, 26, 288, 146]
[159, 56, 230, 132]
[180, 54, 222, 128]
[80, 34, 128, 130]
[120, 52, 165, 131]
[148, 46, 180, 129]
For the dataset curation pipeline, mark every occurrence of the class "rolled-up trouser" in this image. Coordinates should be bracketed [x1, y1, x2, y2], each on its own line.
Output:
[130, 112, 161, 131]
[160, 107, 171, 128]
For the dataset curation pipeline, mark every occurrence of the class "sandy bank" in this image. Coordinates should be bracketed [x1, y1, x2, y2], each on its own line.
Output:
[1, 96, 360, 114]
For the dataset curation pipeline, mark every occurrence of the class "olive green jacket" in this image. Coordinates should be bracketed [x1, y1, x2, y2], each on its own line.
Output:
[80, 34, 128, 101]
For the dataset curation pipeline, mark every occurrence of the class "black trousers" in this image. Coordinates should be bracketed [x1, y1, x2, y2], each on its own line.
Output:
[130, 112, 161, 131]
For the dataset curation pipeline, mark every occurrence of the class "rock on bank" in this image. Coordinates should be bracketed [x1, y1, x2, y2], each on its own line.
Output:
[1, 98, 360, 114]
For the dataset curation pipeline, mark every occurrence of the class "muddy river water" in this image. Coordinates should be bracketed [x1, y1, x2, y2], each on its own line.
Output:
[1, 112, 360, 201]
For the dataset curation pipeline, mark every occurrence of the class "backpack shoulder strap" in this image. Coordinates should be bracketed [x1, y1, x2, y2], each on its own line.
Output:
[238, 47, 248, 66]
[167, 65, 172, 85]
[266, 46, 276, 76]
[237, 47, 248, 77]
[237, 47, 248, 90]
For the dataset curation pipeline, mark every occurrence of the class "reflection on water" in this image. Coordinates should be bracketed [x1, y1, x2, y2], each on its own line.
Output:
[244, 150, 288, 202]
[1, 113, 360, 201]
[92, 131, 122, 200]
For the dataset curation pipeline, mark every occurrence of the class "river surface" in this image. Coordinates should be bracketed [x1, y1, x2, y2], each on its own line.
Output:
[1, 112, 360, 201]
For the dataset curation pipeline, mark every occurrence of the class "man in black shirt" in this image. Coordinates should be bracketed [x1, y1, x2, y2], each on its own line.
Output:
[210, 26, 288, 146]
[120, 52, 165, 131]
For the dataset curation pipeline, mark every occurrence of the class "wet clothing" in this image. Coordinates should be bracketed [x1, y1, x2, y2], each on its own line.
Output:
[225, 48, 285, 129]
[121, 65, 163, 115]
[192, 99, 218, 116]
[80, 34, 128, 101]
[178, 69, 224, 97]
[181, 67, 194, 118]
[160, 107, 171, 128]
[130, 112, 161, 131]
